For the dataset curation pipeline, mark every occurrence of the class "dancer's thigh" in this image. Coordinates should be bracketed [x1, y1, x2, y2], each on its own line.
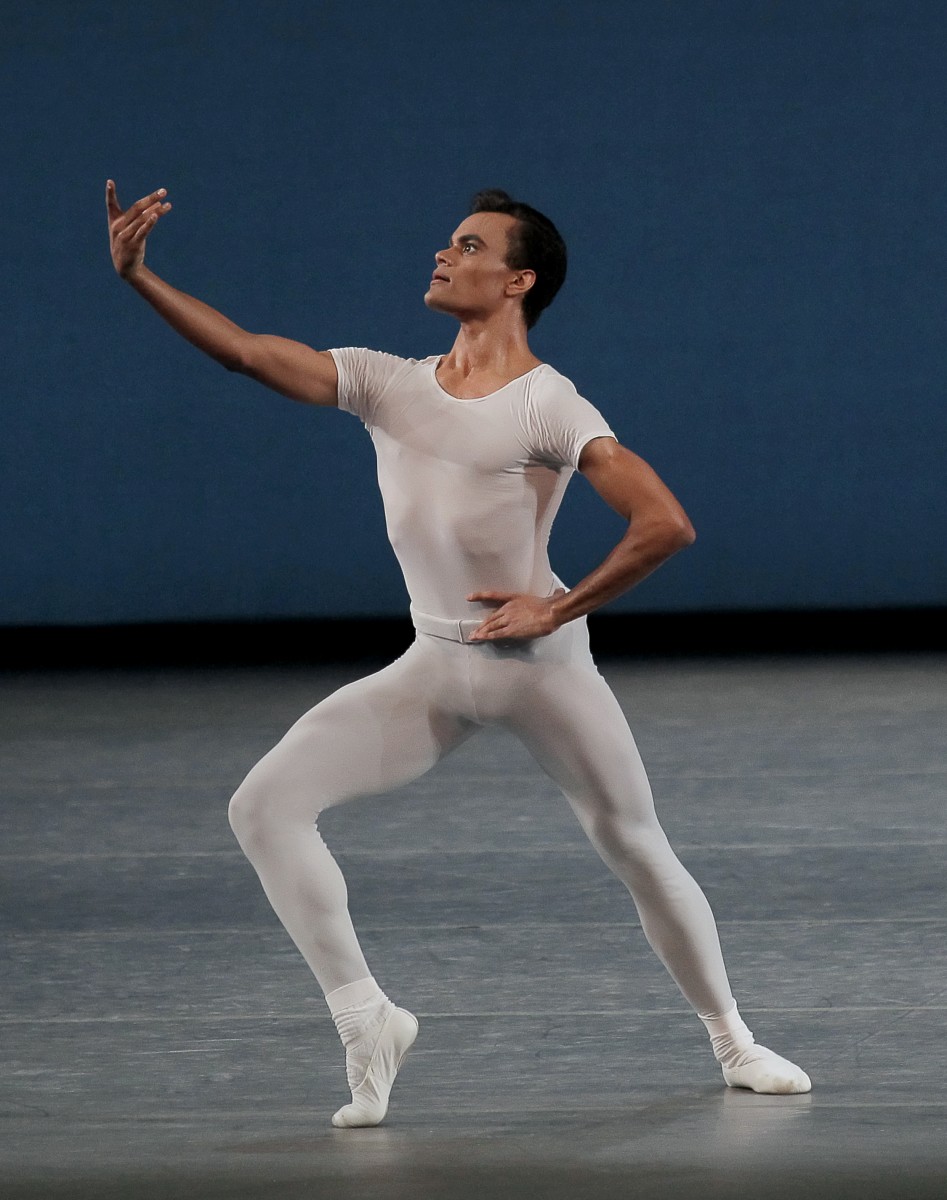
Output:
[241, 637, 476, 815]
[502, 646, 659, 835]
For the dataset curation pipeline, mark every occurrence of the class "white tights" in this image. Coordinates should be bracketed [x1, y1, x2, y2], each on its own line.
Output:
[228, 617, 735, 1015]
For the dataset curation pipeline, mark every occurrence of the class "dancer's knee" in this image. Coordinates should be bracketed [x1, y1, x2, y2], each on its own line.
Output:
[228, 777, 262, 847]
[228, 765, 284, 854]
[583, 802, 670, 879]
[229, 746, 331, 855]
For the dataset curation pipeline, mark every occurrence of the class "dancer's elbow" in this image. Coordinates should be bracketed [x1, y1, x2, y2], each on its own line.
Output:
[662, 511, 696, 552]
[676, 514, 697, 548]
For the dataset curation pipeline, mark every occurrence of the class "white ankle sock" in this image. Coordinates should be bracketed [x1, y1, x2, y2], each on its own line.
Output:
[325, 976, 418, 1127]
[699, 1001, 811, 1095]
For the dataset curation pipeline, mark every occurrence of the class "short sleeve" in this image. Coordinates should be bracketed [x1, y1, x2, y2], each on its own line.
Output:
[328, 347, 408, 426]
[520, 369, 617, 470]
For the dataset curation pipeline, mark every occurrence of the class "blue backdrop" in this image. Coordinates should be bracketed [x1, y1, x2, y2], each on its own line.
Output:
[2, 0, 945, 624]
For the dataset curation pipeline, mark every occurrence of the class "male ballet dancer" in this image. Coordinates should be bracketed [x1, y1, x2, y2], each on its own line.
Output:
[106, 180, 810, 1127]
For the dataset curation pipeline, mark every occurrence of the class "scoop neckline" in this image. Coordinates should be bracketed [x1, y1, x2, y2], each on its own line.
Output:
[430, 357, 545, 402]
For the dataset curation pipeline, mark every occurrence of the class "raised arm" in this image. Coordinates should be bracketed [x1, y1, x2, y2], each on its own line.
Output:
[105, 180, 338, 406]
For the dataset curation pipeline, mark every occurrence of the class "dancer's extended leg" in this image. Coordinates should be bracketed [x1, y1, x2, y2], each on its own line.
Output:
[506, 645, 809, 1094]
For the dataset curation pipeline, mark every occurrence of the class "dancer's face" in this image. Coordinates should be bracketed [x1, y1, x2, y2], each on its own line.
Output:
[424, 211, 534, 324]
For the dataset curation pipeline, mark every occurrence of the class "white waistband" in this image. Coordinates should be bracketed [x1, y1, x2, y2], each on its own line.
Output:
[410, 607, 483, 644]
[410, 579, 567, 645]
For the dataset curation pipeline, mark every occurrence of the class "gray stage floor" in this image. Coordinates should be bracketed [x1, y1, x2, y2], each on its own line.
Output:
[2, 654, 945, 1199]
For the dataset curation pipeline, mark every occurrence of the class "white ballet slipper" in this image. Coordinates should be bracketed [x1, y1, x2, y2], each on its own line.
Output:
[331, 1006, 419, 1128]
[722, 1046, 812, 1095]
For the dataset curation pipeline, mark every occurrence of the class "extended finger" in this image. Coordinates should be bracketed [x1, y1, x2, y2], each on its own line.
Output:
[466, 590, 517, 605]
[105, 179, 123, 217]
[115, 205, 159, 246]
[114, 187, 168, 231]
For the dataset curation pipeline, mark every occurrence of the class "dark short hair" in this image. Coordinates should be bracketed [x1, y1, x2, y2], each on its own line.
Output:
[469, 188, 567, 329]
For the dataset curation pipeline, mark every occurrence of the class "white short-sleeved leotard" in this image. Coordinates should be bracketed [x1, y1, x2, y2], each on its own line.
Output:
[329, 348, 617, 622]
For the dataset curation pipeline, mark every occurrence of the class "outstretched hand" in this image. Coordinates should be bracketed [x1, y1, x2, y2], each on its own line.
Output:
[466, 588, 567, 642]
[105, 180, 172, 279]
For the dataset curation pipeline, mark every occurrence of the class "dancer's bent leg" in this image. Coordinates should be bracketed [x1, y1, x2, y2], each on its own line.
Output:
[229, 639, 474, 990]
[228, 637, 476, 1123]
[503, 634, 809, 1094]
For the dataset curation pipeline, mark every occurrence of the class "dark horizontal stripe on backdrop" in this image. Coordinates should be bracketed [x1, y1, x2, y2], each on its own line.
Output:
[1, 609, 944, 670]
